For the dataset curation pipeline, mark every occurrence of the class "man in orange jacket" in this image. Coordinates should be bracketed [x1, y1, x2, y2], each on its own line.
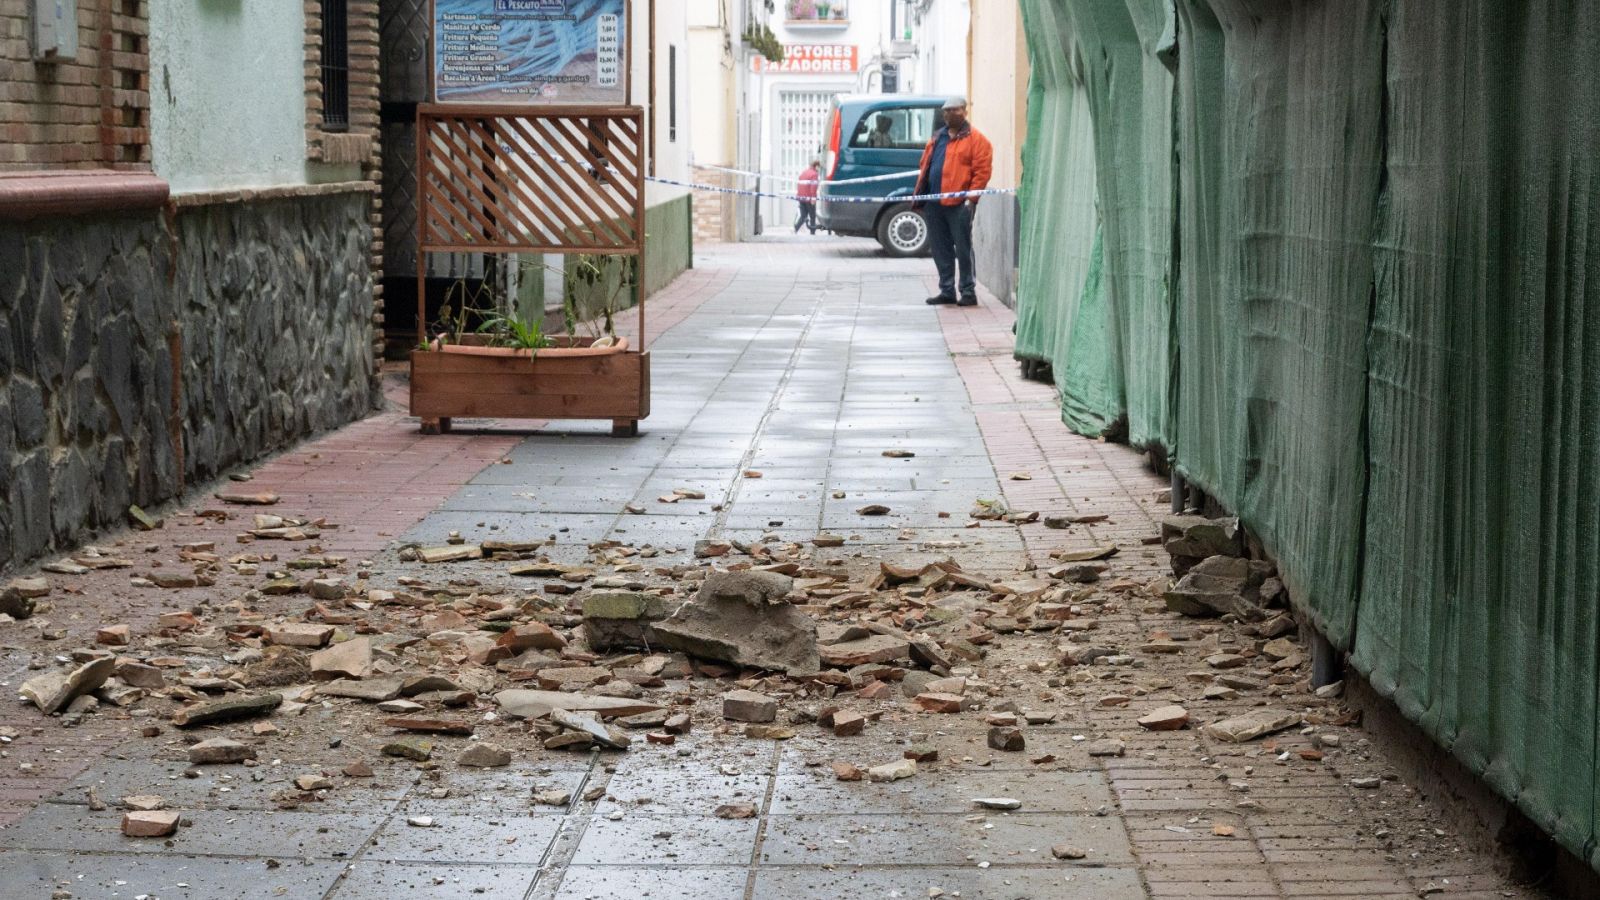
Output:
[913, 96, 993, 306]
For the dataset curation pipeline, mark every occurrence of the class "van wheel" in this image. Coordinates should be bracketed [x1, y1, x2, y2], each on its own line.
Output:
[877, 205, 929, 257]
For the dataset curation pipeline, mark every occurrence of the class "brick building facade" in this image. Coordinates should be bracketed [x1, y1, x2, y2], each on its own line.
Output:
[0, 0, 150, 170]
[0, 1, 384, 575]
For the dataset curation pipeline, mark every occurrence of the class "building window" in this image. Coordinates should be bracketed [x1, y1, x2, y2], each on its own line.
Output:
[668, 44, 678, 142]
[321, 0, 350, 132]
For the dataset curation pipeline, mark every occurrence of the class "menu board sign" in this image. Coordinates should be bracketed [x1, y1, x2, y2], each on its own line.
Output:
[433, 0, 627, 105]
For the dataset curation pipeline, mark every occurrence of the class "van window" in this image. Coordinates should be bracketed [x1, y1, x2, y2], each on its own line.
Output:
[849, 107, 936, 151]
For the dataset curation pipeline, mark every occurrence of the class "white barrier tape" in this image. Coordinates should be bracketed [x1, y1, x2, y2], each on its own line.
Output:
[693, 162, 921, 187]
[646, 175, 1015, 203]
[495, 146, 933, 190]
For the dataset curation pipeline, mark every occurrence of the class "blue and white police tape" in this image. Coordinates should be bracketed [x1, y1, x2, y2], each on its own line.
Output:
[645, 175, 1015, 203]
[691, 162, 921, 187]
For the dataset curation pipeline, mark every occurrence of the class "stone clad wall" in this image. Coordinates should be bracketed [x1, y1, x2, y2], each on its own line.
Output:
[0, 212, 177, 566]
[0, 190, 378, 574]
[175, 193, 377, 483]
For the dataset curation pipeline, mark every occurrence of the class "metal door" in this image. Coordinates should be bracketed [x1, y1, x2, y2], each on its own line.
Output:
[774, 89, 833, 226]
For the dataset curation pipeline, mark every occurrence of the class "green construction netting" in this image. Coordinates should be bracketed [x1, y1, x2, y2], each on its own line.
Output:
[1354, 0, 1600, 865]
[1017, 0, 1600, 869]
[1015, 0, 1176, 443]
[1064, 0, 1175, 448]
[1014, 0, 1120, 436]
[1178, 0, 1382, 648]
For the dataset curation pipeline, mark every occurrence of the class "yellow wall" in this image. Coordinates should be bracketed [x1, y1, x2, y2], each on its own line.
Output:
[967, 1, 1028, 188]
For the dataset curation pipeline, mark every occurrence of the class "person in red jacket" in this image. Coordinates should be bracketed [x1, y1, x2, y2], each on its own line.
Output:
[913, 97, 994, 306]
[794, 159, 821, 234]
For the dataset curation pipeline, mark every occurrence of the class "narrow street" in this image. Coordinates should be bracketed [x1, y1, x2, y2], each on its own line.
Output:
[0, 239, 1534, 899]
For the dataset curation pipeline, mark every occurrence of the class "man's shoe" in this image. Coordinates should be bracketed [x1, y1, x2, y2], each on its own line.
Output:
[926, 295, 958, 305]
[957, 295, 978, 307]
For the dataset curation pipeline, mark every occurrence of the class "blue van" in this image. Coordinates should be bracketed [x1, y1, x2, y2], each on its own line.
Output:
[817, 94, 945, 257]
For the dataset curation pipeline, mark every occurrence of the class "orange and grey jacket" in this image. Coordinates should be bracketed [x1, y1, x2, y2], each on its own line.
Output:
[915, 124, 995, 206]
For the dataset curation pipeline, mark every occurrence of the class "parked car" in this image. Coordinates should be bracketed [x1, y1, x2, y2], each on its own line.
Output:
[818, 94, 944, 257]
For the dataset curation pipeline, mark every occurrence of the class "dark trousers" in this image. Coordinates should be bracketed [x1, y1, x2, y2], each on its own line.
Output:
[925, 202, 975, 297]
[794, 201, 818, 232]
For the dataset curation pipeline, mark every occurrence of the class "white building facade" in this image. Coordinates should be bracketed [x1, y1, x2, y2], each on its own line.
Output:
[749, 0, 971, 230]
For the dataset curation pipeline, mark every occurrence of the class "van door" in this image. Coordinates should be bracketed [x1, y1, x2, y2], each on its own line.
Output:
[841, 105, 937, 182]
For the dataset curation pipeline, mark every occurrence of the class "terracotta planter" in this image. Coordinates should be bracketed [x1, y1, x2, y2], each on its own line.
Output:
[410, 335, 650, 436]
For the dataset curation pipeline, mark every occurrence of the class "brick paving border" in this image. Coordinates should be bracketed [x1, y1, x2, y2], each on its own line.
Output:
[937, 282, 1536, 899]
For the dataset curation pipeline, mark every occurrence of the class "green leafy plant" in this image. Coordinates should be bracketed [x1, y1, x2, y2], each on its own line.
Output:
[425, 273, 516, 349]
[421, 253, 634, 353]
[563, 253, 638, 341]
[477, 311, 553, 351]
[742, 23, 784, 61]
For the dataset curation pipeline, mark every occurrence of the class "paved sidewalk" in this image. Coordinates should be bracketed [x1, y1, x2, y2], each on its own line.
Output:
[0, 236, 1539, 899]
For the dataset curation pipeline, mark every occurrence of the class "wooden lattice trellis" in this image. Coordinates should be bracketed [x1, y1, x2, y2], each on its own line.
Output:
[416, 104, 645, 257]
[410, 104, 651, 437]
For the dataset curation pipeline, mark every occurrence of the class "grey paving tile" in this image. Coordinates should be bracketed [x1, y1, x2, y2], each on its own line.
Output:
[758, 813, 1134, 867]
[328, 860, 540, 897]
[549, 865, 749, 900]
[59, 757, 405, 813]
[0, 805, 384, 859]
[752, 865, 1148, 900]
[364, 809, 562, 864]
[0, 850, 346, 900]
[595, 765, 770, 817]
[568, 814, 758, 866]
[766, 770, 1112, 815]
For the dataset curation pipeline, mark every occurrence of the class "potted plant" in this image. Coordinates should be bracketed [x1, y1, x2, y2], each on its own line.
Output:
[411, 258, 650, 436]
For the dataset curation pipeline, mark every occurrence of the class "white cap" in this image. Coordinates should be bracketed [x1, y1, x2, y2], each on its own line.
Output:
[942, 96, 968, 110]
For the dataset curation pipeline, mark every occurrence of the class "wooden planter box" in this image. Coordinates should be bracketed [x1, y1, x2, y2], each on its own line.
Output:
[410, 335, 650, 436]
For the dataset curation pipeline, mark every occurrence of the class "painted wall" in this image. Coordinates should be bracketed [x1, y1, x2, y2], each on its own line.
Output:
[647, 0, 692, 206]
[688, 0, 735, 167]
[643, 194, 694, 295]
[969, 0, 1028, 305]
[148, 0, 312, 194]
[909, 0, 971, 99]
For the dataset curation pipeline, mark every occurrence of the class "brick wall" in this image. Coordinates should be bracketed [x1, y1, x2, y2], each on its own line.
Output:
[0, 0, 150, 171]
[303, 0, 386, 373]
[691, 166, 735, 243]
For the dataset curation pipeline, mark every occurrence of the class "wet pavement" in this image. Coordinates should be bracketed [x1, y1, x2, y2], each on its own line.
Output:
[0, 236, 1543, 899]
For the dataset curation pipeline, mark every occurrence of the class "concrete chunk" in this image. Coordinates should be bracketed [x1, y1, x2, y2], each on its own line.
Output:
[649, 572, 819, 674]
[494, 689, 661, 720]
[264, 623, 335, 648]
[122, 810, 181, 837]
[21, 657, 116, 715]
[1203, 709, 1302, 743]
[310, 637, 371, 681]
[188, 737, 255, 764]
[867, 758, 916, 782]
[1137, 705, 1190, 731]
[819, 635, 910, 668]
[722, 689, 778, 723]
[458, 743, 512, 768]
[172, 693, 282, 728]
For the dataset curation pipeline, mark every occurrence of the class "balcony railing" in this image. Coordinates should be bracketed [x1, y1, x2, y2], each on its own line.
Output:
[785, 1, 848, 25]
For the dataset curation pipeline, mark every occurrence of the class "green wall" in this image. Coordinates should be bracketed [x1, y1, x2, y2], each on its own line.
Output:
[643, 193, 693, 297]
[1016, 0, 1600, 870]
